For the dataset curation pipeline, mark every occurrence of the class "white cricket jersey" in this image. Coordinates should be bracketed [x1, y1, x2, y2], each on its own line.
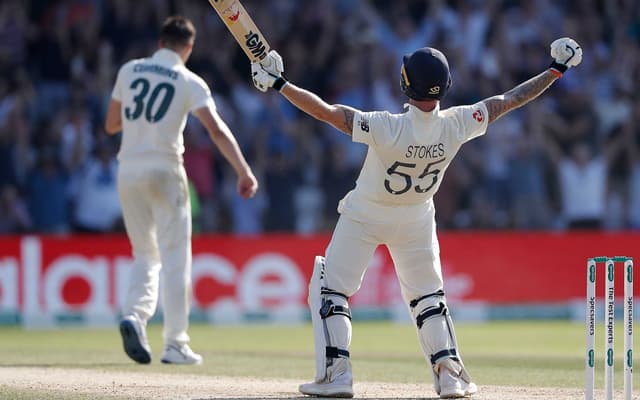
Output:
[340, 102, 489, 222]
[558, 157, 606, 221]
[111, 48, 215, 163]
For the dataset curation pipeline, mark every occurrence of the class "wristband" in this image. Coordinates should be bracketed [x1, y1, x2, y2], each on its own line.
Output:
[548, 68, 563, 78]
[273, 76, 288, 91]
[549, 60, 568, 75]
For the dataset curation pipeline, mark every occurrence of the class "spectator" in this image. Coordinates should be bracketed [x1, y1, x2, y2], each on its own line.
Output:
[225, 171, 267, 235]
[27, 148, 70, 233]
[0, 184, 31, 234]
[59, 104, 93, 172]
[0, 0, 639, 233]
[29, 6, 72, 120]
[625, 103, 640, 229]
[544, 132, 624, 229]
[71, 139, 121, 233]
[0, 104, 18, 188]
[264, 150, 299, 231]
[507, 103, 552, 229]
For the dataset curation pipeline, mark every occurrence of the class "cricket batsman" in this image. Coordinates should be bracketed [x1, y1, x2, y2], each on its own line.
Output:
[250, 38, 582, 398]
[105, 16, 258, 365]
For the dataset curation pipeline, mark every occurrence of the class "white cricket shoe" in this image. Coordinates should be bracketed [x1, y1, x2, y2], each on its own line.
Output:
[161, 344, 203, 365]
[299, 358, 354, 398]
[438, 366, 478, 398]
[119, 315, 151, 364]
[298, 381, 354, 398]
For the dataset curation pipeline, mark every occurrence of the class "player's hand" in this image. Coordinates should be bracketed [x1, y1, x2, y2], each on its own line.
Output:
[237, 172, 258, 199]
[251, 62, 288, 92]
[259, 50, 284, 76]
[550, 37, 582, 69]
[251, 63, 275, 92]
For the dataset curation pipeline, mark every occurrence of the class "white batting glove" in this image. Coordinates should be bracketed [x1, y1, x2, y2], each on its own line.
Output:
[251, 63, 274, 92]
[549, 37, 582, 75]
[259, 50, 284, 76]
[251, 62, 288, 93]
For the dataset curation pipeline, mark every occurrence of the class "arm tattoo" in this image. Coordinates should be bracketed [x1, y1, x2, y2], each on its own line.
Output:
[335, 105, 355, 135]
[484, 70, 558, 124]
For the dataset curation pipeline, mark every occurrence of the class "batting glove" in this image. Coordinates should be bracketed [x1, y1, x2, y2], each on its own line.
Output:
[259, 50, 284, 76]
[549, 37, 582, 76]
[251, 63, 287, 92]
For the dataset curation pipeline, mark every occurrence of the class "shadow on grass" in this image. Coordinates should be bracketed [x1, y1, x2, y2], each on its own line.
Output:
[0, 362, 132, 368]
[192, 397, 440, 400]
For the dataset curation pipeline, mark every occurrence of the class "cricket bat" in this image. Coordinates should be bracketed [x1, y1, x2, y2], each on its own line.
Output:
[207, 0, 270, 62]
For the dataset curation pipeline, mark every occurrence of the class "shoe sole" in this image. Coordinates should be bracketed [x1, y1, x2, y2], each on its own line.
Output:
[160, 358, 202, 365]
[440, 388, 476, 398]
[299, 390, 353, 398]
[440, 393, 466, 399]
[299, 385, 354, 398]
[119, 320, 151, 364]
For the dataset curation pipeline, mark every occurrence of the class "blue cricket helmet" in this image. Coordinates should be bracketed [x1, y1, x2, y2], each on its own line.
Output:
[400, 47, 452, 101]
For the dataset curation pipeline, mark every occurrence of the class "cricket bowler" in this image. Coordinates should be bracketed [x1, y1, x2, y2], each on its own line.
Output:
[105, 16, 258, 365]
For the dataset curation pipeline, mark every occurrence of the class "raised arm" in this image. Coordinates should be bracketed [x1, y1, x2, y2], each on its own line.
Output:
[250, 51, 359, 136]
[279, 83, 357, 136]
[483, 37, 582, 124]
[483, 71, 558, 124]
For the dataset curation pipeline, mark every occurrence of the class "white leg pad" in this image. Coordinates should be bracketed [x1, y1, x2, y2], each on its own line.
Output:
[409, 292, 474, 394]
[308, 256, 352, 383]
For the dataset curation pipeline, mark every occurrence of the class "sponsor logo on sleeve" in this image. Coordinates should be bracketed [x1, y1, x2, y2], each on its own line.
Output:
[472, 109, 484, 123]
[359, 117, 370, 133]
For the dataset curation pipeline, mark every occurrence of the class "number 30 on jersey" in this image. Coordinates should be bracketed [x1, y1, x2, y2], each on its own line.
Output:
[125, 78, 175, 123]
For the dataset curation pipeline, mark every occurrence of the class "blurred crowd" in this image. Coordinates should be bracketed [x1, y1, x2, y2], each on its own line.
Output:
[0, 0, 639, 235]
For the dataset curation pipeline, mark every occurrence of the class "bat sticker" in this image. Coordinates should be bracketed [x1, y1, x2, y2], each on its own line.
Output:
[229, 11, 240, 22]
[220, 1, 241, 24]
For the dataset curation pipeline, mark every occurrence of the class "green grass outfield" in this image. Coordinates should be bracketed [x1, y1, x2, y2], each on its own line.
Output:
[0, 320, 637, 397]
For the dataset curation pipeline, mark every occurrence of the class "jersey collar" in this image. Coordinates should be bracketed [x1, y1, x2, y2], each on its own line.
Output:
[405, 103, 440, 121]
[152, 48, 184, 65]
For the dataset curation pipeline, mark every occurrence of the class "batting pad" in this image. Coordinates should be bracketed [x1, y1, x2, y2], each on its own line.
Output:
[409, 293, 473, 386]
[308, 256, 352, 382]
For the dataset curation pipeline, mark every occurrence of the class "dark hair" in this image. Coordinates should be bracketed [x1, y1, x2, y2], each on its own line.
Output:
[159, 16, 196, 48]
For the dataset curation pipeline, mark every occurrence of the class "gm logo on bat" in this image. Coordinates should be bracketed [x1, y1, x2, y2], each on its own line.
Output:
[245, 31, 267, 60]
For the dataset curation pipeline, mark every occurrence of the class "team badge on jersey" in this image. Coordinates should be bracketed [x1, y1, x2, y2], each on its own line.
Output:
[472, 109, 484, 123]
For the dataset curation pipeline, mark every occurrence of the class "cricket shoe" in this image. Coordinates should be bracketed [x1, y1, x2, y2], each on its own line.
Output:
[161, 344, 203, 365]
[299, 358, 354, 398]
[438, 365, 478, 398]
[119, 315, 151, 364]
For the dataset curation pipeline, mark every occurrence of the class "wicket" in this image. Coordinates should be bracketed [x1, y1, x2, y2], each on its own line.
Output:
[586, 256, 634, 400]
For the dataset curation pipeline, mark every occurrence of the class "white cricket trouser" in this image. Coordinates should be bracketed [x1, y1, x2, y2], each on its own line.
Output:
[324, 202, 443, 303]
[118, 158, 192, 346]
